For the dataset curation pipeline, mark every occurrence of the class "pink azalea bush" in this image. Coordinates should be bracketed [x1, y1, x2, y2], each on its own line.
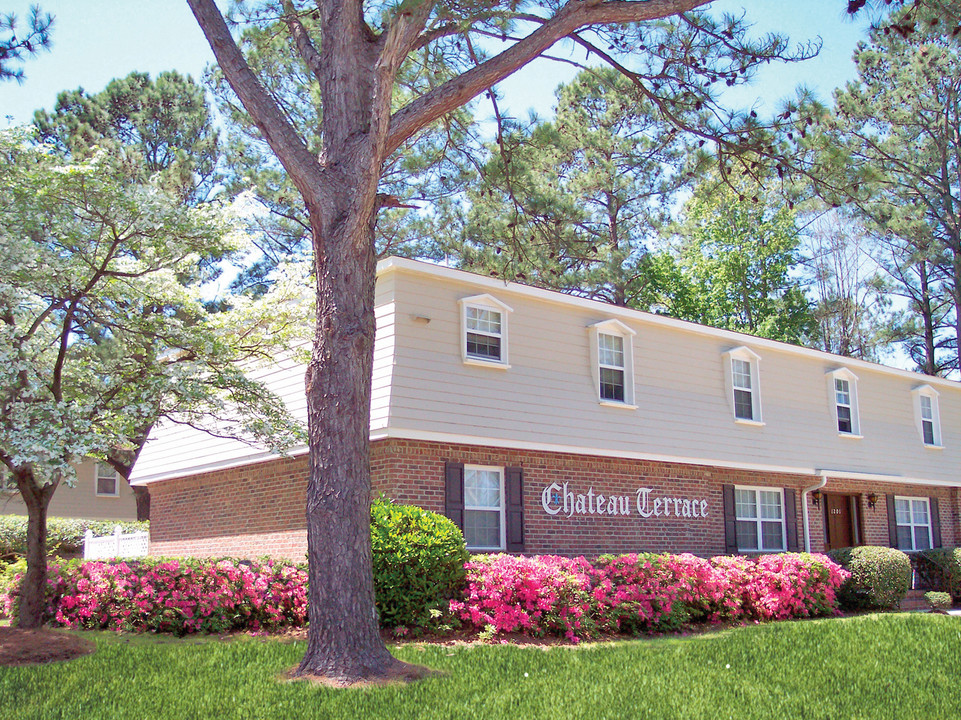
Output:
[451, 552, 849, 642]
[0, 558, 307, 635]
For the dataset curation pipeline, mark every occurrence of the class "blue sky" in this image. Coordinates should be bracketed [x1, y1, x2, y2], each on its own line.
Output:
[1, 1, 873, 128]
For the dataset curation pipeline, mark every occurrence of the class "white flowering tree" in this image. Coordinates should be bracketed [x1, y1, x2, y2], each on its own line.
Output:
[0, 128, 304, 628]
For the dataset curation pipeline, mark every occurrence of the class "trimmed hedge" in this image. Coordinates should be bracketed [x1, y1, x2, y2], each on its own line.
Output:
[827, 546, 912, 610]
[918, 547, 961, 600]
[451, 552, 848, 642]
[371, 497, 468, 628]
[0, 515, 148, 560]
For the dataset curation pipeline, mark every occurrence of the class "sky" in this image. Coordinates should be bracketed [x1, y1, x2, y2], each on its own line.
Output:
[0, 0, 875, 128]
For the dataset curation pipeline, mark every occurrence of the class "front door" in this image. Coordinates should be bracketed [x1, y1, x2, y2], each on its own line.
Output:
[823, 493, 860, 551]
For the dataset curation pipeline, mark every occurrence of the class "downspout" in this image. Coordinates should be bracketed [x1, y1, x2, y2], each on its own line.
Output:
[801, 471, 829, 553]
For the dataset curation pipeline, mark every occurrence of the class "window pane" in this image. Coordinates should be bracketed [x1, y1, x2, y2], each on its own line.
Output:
[761, 521, 785, 551]
[736, 521, 758, 551]
[735, 489, 757, 519]
[465, 509, 501, 548]
[914, 526, 931, 551]
[732, 359, 752, 390]
[895, 499, 911, 525]
[465, 469, 501, 508]
[600, 367, 625, 401]
[466, 332, 501, 360]
[98, 465, 117, 479]
[920, 395, 933, 420]
[923, 420, 935, 445]
[466, 307, 501, 335]
[598, 334, 624, 368]
[97, 476, 117, 495]
[837, 405, 852, 433]
[734, 389, 753, 420]
[896, 526, 913, 551]
[758, 491, 783, 520]
[911, 500, 929, 525]
[835, 378, 850, 404]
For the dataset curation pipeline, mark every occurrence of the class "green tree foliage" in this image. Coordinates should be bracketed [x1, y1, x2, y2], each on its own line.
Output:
[666, 176, 815, 345]
[208, 13, 481, 293]
[0, 128, 303, 627]
[805, 8, 961, 374]
[33, 71, 220, 204]
[0, 5, 52, 82]
[445, 68, 704, 308]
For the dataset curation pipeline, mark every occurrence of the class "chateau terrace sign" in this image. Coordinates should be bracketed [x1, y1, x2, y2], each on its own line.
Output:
[540, 482, 709, 520]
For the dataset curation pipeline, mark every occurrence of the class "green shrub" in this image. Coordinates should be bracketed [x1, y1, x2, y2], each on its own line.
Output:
[370, 497, 468, 629]
[924, 591, 952, 611]
[918, 548, 961, 600]
[0, 516, 148, 560]
[827, 546, 912, 610]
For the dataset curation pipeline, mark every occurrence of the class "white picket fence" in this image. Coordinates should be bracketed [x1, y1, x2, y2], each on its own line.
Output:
[83, 526, 149, 560]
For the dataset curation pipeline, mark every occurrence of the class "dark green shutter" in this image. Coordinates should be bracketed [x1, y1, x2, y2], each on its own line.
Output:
[723, 484, 738, 554]
[444, 462, 465, 531]
[505, 466, 525, 552]
[886, 494, 898, 548]
[930, 497, 942, 548]
[784, 489, 799, 552]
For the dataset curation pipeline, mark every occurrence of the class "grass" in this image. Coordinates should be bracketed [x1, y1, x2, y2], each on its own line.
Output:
[1, 613, 959, 719]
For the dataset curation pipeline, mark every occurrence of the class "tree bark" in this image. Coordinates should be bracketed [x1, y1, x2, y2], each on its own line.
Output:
[293, 199, 400, 682]
[15, 467, 57, 629]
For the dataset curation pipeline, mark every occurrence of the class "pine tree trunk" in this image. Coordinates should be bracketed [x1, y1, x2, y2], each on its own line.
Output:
[293, 202, 412, 684]
[16, 469, 56, 629]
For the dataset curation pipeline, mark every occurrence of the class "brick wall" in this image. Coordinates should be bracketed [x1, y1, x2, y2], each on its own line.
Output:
[147, 437, 960, 559]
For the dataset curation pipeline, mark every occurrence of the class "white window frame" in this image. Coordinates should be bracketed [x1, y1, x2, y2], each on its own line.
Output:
[912, 385, 943, 448]
[827, 368, 861, 438]
[588, 319, 637, 409]
[723, 346, 763, 425]
[458, 294, 513, 369]
[894, 495, 933, 552]
[463, 464, 506, 551]
[734, 485, 787, 552]
[95, 462, 120, 498]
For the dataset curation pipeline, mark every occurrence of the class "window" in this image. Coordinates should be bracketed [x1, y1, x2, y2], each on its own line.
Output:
[95, 463, 120, 497]
[723, 346, 762, 423]
[463, 466, 505, 551]
[734, 487, 786, 552]
[598, 333, 625, 402]
[827, 368, 860, 436]
[445, 462, 524, 552]
[588, 319, 636, 407]
[912, 385, 942, 447]
[459, 294, 512, 367]
[894, 496, 932, 552]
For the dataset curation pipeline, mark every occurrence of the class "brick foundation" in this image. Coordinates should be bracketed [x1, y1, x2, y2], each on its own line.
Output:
[147, 438, 960, 560]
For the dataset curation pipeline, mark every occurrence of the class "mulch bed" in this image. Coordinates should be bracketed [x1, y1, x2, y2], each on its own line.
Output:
[0, 627, 95, 667]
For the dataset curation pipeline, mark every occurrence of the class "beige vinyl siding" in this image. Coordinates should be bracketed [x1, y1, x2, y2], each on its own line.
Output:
[132, 279, 398, 484]
[0, 459, 138, 521]
[383, 264, 961, 486]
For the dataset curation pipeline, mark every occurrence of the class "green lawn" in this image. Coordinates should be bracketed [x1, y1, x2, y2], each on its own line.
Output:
[1, 613, 959, 720]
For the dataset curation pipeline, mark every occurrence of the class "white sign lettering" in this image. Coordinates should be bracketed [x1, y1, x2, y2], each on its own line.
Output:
[541, 482, 708, 520]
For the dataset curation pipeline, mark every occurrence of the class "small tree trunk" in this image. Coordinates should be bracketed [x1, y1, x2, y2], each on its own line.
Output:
[15, 467, 57, 629]
[294, 204, 401, 683]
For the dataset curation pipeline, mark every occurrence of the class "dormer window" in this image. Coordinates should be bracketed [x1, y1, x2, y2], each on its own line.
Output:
[459, 294, 513, 368]
[723, 346, 762, 424]
[588, 319, 636, 408]
[827, 368, 861, 437]
[912, 385, 942, 447]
